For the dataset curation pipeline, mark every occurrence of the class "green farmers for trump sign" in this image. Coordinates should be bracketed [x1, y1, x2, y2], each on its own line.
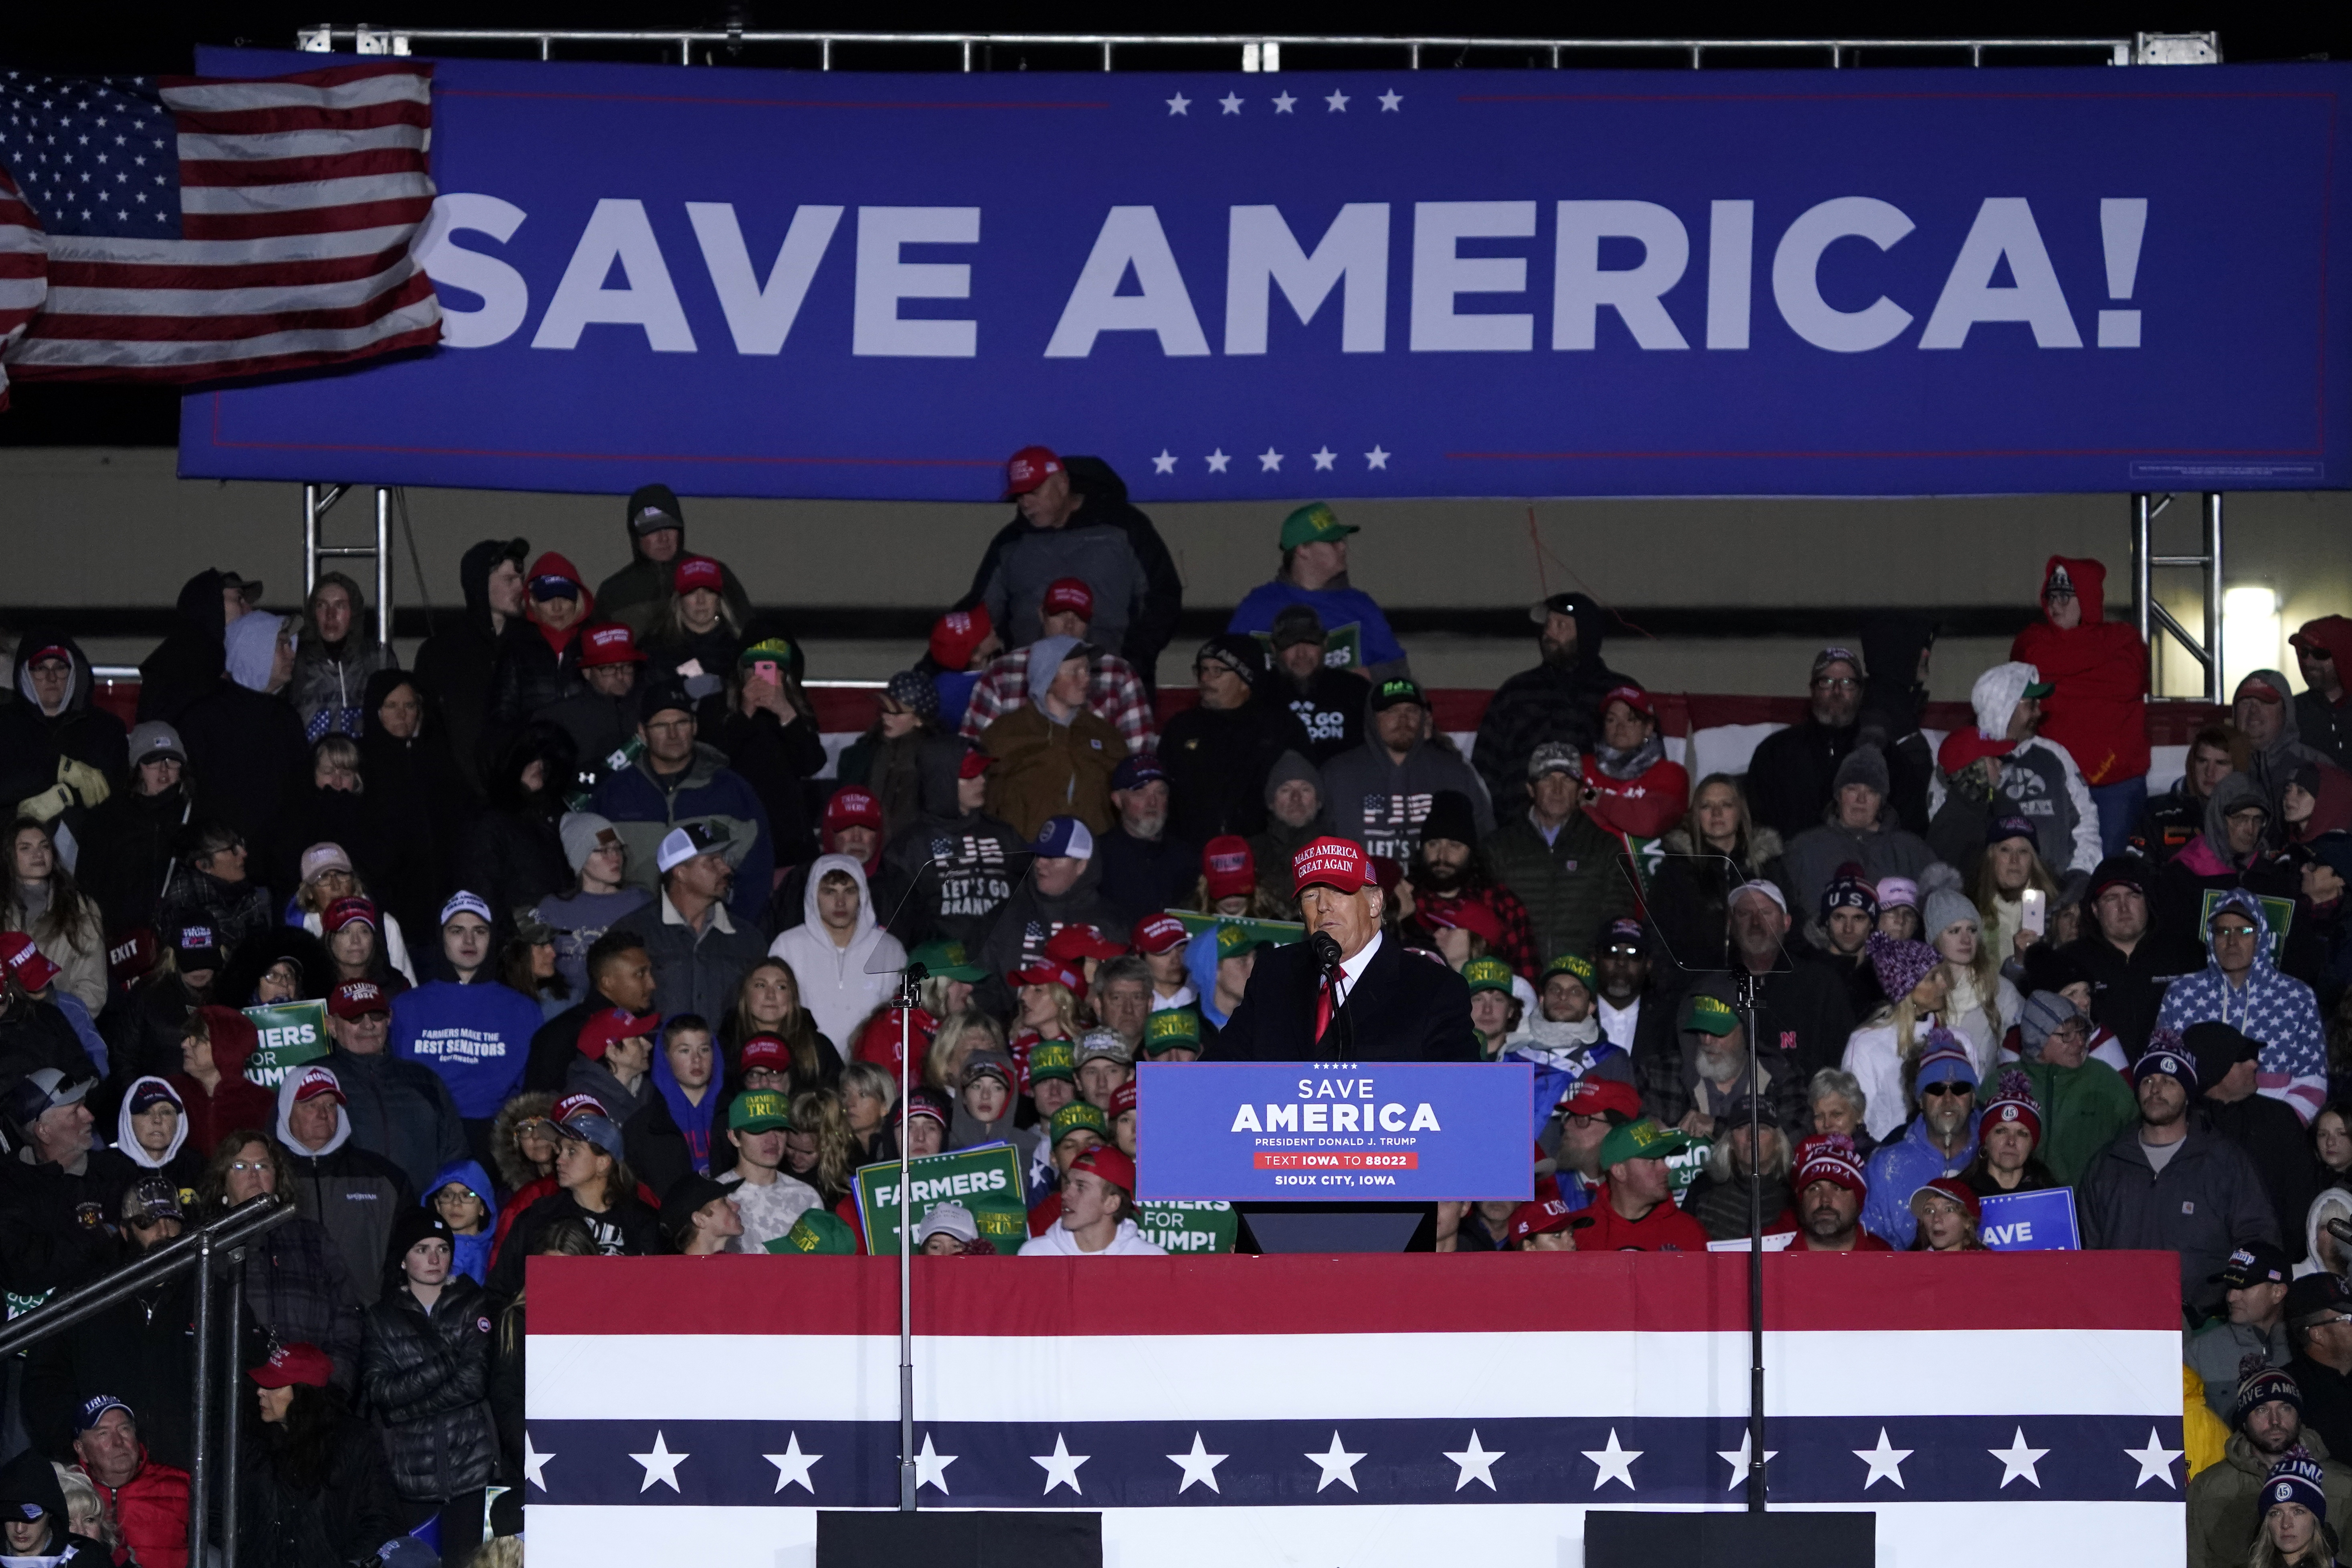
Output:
[241, 1001, 330, 1088]
[852, 1143, 1028, 1255]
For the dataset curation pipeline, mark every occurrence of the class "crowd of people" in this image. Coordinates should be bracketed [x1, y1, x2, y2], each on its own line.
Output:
[0, 447, 2346, 1563]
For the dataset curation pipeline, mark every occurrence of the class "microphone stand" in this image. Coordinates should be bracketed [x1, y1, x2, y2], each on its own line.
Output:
[893, 957, 928, 1512]
[1308, 931, 1352, 1061]
[1734, 968, 1765, 1513]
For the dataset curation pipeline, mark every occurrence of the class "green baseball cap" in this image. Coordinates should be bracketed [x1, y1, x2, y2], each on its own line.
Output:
[1278, 502, 1357, 550]
[1542, 953, 1596, 989]
[728, 1089, 793, 1132]
[910, 938, 989, 983]
[1028, 1039, 1077, 1084]
[766, 1210, 856, 1255]
[1048, 1100, 1109, 1146]
[2021, 679, 2054, 698]
[1598, 1116, 1698, 1170]
[1143, 1008, 1203, 1056]
[1216, 925, 1273, 962]
[1681, 991, 1740, 1038]
[1463, 957, 1515, 997]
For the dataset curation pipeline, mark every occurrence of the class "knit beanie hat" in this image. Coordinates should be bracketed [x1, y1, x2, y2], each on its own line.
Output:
[1418, 789, 1481, 850]
[2236, 1365, 2304, 1428]
[2261, 1453, 2329, 1522]
[1831, 744, 1890, 799]
[1263, 749, 1323, 808]
[1979, 1068, 2043, 1143]
[1918, 862, 1978, 944]
[1866, 932, 1939, 1002]
[558, 812, 620, 874]
[2016, 990, 2080, 1059]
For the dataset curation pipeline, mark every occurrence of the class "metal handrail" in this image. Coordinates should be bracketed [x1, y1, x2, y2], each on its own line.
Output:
[0, 1194, 297, 1566]
[296, 26, 2149, 70]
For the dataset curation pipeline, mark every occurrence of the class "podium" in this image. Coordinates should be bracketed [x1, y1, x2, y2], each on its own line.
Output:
[1136, 1061, 1531, 1251]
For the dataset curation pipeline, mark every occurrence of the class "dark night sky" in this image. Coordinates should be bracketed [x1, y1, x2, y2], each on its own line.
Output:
[4, 2, 2340, 446]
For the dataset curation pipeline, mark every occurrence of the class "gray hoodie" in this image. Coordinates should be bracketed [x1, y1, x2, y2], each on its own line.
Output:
[2240, 667, 2335, 835]
[981, 521, 1147, 655]
[1319, 703, 1492, 864]
[880, 742, 1026, 947]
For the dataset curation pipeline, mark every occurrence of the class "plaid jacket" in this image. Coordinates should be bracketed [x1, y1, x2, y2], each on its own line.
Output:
[959, 649, 1159, 753]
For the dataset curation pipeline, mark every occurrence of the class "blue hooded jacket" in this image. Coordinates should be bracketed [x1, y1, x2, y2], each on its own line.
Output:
[423, 1158, 500, 1286]
[649, 1023, 719, 1176]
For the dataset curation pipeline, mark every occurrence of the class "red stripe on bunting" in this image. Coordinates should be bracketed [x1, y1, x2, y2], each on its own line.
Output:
[528, 1250, 2182, 1338]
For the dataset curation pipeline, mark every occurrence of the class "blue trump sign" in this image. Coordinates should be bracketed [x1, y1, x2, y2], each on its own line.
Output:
[1979, 1187, 2080, 1252]
[1134, 1061, 1532, 1202]
[180, 48, 2352, 499]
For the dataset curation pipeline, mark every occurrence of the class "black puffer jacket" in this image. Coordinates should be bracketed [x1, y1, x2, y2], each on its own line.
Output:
[412, 538, 527, 795]
[457, 725, 576, 922]
[157, 867, 275, 970]
[137, 570, 231, 727]
[238, 1392, 400, 1568]
[1470, 593, 1629, 815]
[361, 1274, 500, 1502]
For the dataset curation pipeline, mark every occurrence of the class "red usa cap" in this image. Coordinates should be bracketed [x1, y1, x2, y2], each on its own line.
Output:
[1109, 1080, 1137, 1118]
[1293, 836, 1372, 895]
[1132, 913, 1189, 954]
[578, 1008, 659, 1062]
[1509, 1195, 1577, 1244]
[291, 1065, 344, 1105]
[673, 555, 725, 595]
[1041, 577, 1094, 618]
[327, 980, 388, 1019]
[1003, 445, 1064, 499]
[579, 621, 645, 667]
[1045, 923, 1126, 963]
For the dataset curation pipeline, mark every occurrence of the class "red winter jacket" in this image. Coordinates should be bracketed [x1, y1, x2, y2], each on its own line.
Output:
[84, 1453, 190, 1568]
[1580, 754, 1691, 841]
[2010, 555, 2150, 787]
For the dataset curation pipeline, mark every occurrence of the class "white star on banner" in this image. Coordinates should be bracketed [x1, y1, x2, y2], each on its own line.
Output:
[914, 1433, 957, 1493]
[630, 1431, 689, 1493]
[1032, 1433, 1090, 1495]
[1583, 1429, 1642, 1490]
[1258, 447, 1284, 471]
[1854, 1429, 1912, 1491]
[1166, 93, 1191, 116]
[1205, 449, 1231, 474]
[1310, 447, 1336, 470]
[765, 1433, 821, 1493]
[1325, 89, 1350, 112]
[1364, 445, 1390, 469]
[1379, 90, 1403, 111]
[2125, 1429, 2184, 1489]
[1152, 449, 1176, 474]
[522, 1433, 554, 1491]
[1219, 93, 1243, 114]
[1273, 91, 1297, 113]
[1715, 1433, 1778, 1490]
[1988, 1427, 2048, 1489]
[1443, 1430, 1504, 1491]
[1167, 1433, 1228, 1493]
[1306, 1431, 1366, 1492]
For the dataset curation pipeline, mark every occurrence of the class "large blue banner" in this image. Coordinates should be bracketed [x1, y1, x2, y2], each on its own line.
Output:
[181, 48, 2352, 499]
[1135, 1061, 1532, 1201]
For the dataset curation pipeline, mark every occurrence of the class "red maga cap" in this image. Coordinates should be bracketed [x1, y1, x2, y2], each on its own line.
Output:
[577, 1008, 659, 1062]
[1003, 445, 1064, 498]
[825, 788, 884, 831]
[738, 1034, 790, 1071]
[1601, 684, 1655, 720]
[673, 555, 725, 595]
[0, 932, 61, 993]
[1067, 1143, 1137, 1195]
[1202, 835, 1256, 899]
[1292, 836, 1372, 895]
[1556, 1077, 1643, 1123]
[1132, 913, 1189, 955]
[1041, 577, 1095, 619]
[1045, 924, 1127, 963]
[579, 621, 645, 667]
[249, 1341, 335, 1389]
[552, 1092, 609, 1123]
[290, 1065, 344, 1105]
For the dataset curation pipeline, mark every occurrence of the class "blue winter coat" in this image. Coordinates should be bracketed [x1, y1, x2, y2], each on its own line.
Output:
[1862, 1110, 1980, 1249]
[422, 1158, 500, 1287]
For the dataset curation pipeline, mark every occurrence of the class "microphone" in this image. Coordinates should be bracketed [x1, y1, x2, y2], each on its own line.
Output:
[1306, 931, 1350, 1061]
[1308, 931, 1343, 970]
[2329, 1217, 2352, 1247]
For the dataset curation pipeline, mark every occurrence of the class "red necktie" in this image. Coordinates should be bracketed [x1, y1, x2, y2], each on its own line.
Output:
[1315, 974, 1335, 1041]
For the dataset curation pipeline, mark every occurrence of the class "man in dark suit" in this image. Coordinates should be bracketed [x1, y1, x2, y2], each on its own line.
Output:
[1212, 835, 1476, 1063]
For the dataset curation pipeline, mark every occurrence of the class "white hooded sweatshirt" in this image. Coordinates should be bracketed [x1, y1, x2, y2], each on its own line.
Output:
[1926, 660, 2101, 874]
[115, 1076, 190, 1169]
[768, 853, 908, 1058]
[1018, 1217, 1167, 1257]
[274, 1067, 353, 1157]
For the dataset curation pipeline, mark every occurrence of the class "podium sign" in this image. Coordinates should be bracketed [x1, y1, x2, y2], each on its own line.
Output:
[1134, 1062, 1532, 1202]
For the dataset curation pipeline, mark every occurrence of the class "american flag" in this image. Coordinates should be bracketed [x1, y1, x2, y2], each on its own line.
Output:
[0, 60, 441, 404]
